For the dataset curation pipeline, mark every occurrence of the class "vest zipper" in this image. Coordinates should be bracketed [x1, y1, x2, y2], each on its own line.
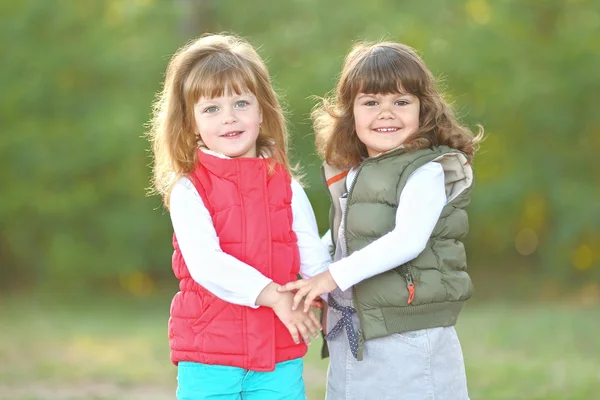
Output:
[405, 269, 415, 304]
[325, 152, 404, 360]
[320, 167, 336, 254]
[398, 264, 415, 304]
[343, 161, 367, 360]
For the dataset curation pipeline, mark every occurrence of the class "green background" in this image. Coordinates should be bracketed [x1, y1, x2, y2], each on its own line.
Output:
[1, 1, 599, 399]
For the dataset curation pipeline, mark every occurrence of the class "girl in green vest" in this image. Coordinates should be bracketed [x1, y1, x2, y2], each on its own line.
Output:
[278, 41, 483, 399]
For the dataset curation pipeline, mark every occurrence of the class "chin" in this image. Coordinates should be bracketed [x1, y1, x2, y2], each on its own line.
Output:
[227, 148, 254, 158]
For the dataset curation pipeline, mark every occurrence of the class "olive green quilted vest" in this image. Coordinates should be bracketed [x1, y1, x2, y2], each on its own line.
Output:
[322, 146, 474, 359]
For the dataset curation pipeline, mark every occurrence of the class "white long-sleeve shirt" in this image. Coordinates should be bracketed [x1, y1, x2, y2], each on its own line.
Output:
[169, 177, 332, 308]
[325, 162, 447, 291]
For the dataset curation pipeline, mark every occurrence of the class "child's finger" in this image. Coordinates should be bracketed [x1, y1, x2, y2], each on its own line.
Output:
[304, 291, 318, 313]
[286, 323, 300, 344]
[277, 280, 304, 293]
[304, 317, 319, 340]
[307, 311, 322, 337]
[296, 321, 311, 345]
[292, 287, 308, 311]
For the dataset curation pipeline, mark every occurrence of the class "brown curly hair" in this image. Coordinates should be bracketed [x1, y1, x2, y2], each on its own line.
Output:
[146, 34, 291, 208]
[313, 41, 483, 169]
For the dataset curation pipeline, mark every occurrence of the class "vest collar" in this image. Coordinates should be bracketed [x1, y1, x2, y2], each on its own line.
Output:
[196, 147, 269, 179]
[198, 146, 271, 159]
[321, 145, 408, 187]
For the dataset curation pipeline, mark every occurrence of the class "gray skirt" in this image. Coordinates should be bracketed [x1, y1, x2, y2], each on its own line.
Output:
[324, 293, 469, 400]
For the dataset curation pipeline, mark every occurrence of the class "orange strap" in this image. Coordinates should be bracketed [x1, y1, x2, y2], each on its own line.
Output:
[326, 171, 349, 186]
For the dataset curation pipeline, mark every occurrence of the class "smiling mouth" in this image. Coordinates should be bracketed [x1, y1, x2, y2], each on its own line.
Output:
[221, 131, 243, 138]
[373, 127, 400, 133]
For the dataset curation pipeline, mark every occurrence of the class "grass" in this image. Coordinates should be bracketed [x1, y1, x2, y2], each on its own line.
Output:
[0, 293, 599, 400]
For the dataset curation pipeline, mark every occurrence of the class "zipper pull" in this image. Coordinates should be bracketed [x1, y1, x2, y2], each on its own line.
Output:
[405, 272, 415, 305]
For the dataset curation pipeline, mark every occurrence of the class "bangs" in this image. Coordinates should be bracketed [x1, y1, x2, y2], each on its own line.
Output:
[184, 53, 258, 103]
[348, 46, 421, 96]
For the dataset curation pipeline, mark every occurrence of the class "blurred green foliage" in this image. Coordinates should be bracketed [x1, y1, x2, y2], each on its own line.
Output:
[1, 0, 599, 293]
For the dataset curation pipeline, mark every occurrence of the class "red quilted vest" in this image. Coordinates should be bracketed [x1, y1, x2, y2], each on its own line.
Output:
[168, 149, 306, 372]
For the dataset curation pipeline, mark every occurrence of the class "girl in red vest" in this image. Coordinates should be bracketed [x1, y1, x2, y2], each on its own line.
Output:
[147, 34, 331, 400]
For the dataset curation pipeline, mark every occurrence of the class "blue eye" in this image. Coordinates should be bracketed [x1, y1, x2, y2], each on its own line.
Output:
[235, 100, 250, 108]
[203, 106, 218, 113]
[364, 101, 377, 106]
[395, 100, 409, 106]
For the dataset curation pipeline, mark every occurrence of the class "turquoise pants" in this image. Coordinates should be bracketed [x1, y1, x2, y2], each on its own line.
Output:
[177, 358, 306, 400]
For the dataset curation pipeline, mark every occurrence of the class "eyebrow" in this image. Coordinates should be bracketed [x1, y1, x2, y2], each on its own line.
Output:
[356, 92, 414, 100]
[196, 93, 255, 106]
[196, 92, 256, 104]
[195, 99, 217, 107]
[356, 93, 374, 100]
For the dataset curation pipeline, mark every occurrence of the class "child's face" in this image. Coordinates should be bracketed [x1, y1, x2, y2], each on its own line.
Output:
[194, 92, 262, 158]
[353, 92, 420, 157]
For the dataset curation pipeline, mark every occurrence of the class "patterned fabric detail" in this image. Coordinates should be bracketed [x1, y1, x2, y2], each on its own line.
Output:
[324, 296, 359, 359]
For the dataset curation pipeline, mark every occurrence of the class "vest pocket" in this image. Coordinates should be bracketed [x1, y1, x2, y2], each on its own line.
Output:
[191, 299, 229, 334]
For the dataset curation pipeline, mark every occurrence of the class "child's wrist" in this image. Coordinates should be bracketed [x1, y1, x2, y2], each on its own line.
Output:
[256, 282, 285, 308]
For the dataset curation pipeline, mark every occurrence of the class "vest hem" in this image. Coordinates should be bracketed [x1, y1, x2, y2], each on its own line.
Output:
[363, 300, 465, 340]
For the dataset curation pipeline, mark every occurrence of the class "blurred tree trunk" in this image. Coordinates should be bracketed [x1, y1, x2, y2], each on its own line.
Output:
[175, 0, 218, 37]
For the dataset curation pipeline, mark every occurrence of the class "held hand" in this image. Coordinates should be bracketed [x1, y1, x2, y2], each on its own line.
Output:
[277, 270, 338, 313]
[271, 292, 322, 345]
[291, 303, 322, 345]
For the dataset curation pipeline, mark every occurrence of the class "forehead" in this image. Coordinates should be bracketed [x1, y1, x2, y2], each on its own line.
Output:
[184, 57, 258, 105]
[356, 91, 413, 97]
[190, 77, 255, 102]
[354, 91, 416, 102]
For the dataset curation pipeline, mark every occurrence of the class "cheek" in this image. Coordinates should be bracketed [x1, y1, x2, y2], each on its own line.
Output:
[195, 119, 218, 142]
[412, 114, 420, 127]
[406, 108, 420, 128]
[197, 130, 212, 146]
[413, 104, 421, 125]
[353, 111, 368, 129]
[194, 113, 206, 131]
[244, 110, 261, 126]
[352, 106, 361, 122]
[193, 108, 204, 127]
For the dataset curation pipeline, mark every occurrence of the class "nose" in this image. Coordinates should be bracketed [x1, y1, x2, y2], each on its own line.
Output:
[377, 103, 395, 119]
[221, 107, 237, 125]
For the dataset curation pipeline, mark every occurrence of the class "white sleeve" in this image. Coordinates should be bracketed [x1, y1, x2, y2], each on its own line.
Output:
[291, 179, 332, 279]
[328, 162, 447, 291]
[322, 229, 333, 250]
[169, 178, 272, 308]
